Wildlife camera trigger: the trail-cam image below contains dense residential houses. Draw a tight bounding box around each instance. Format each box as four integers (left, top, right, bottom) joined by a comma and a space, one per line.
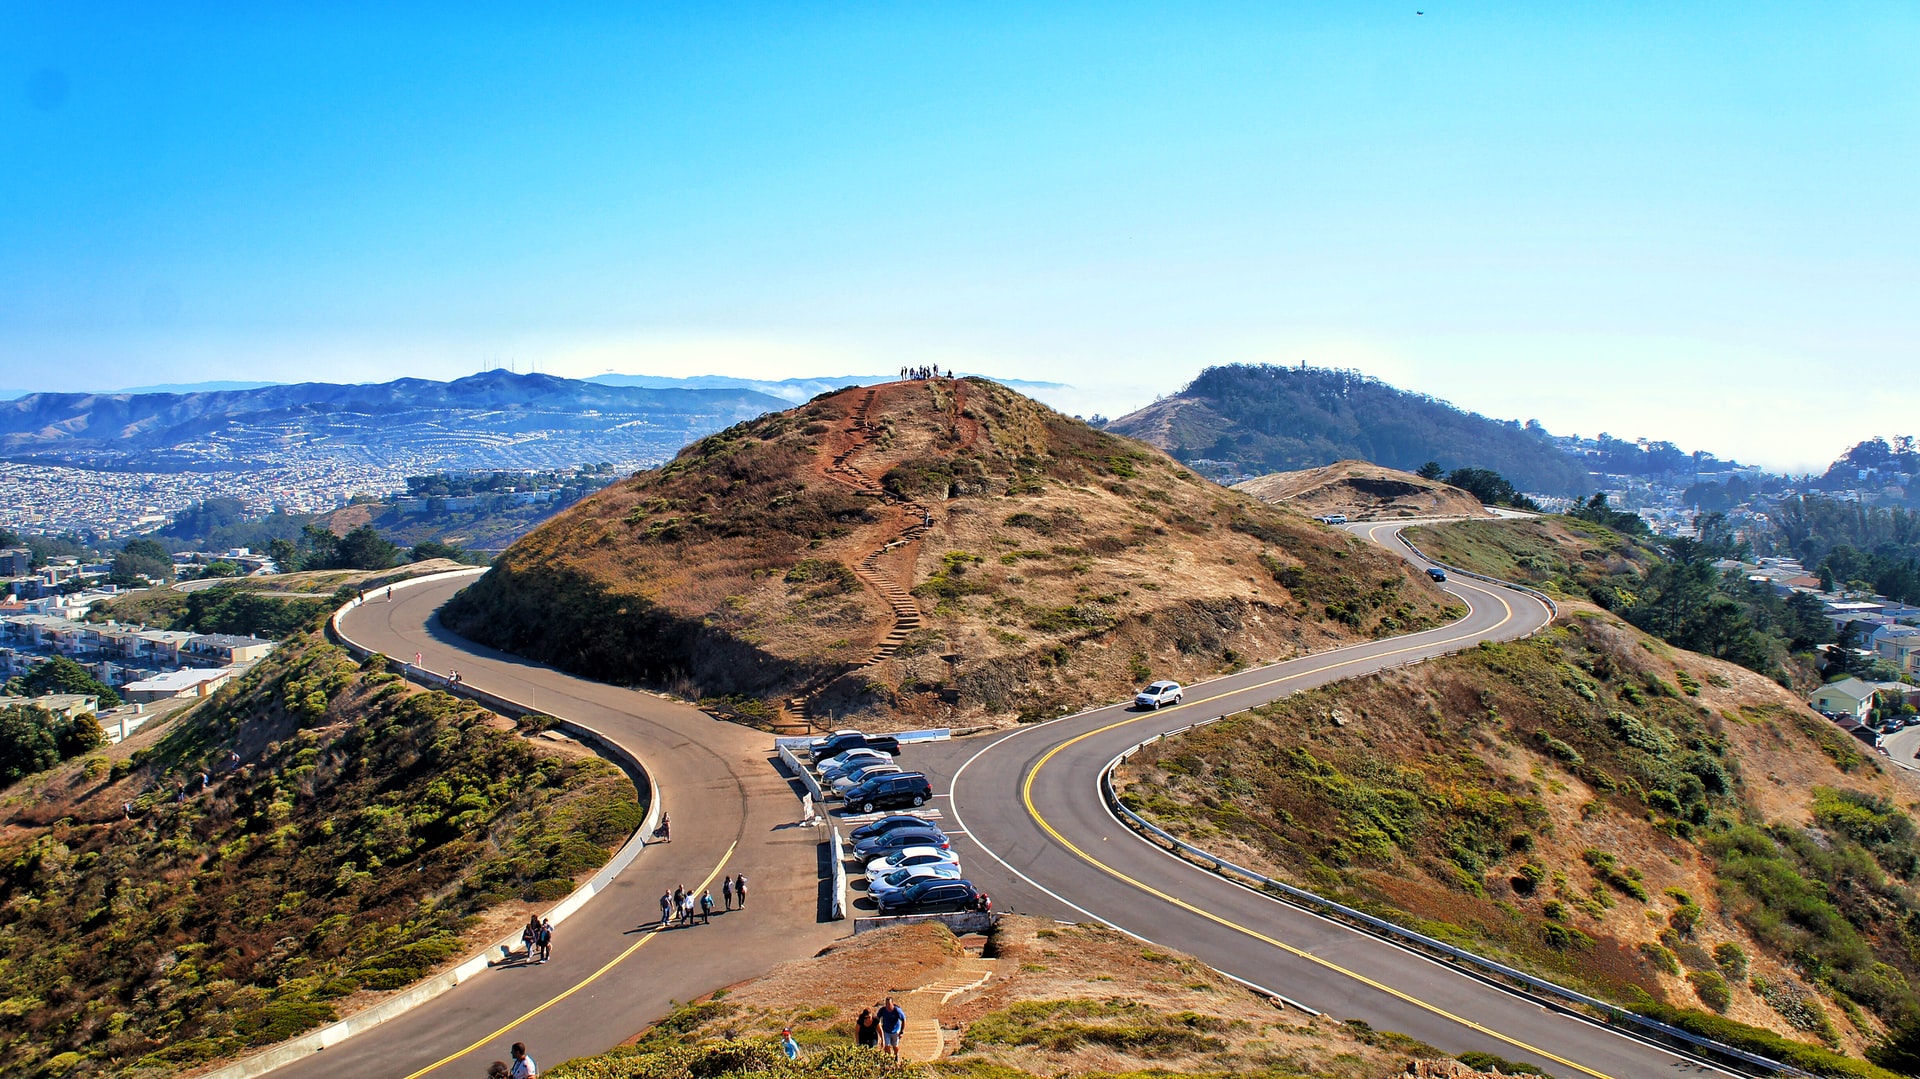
0, 610, 273, 699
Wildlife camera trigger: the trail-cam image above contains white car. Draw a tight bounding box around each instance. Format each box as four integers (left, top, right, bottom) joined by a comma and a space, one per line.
1134, 680, 1183, 709
866, 845, 961, 882
818, 748, 888, 774
868, 863, 964, 900
832, 762, 901, 794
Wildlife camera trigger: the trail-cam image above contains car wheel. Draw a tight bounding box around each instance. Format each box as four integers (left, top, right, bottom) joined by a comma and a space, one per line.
912, 795, 925, 806
862, 801, 875, 814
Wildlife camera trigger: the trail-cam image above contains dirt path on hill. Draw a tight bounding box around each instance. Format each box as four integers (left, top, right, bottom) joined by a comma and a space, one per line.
780, 382, 938, 729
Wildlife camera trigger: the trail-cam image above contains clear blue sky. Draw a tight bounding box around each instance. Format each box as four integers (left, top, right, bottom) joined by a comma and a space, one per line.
3, 3, 1915, 470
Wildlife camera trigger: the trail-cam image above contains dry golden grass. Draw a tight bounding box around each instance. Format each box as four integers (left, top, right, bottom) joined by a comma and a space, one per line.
1235, 460, 1489, 520
447, 379, 1456, 727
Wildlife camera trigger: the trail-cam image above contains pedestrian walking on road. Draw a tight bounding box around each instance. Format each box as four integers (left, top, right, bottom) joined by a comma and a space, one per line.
699, 890, 714, 923
520, 915, 540, 959
535, 918, 552, 962
655, 813, 670, 842
877, 997, 906, 1061
734, 873, 748, 908
658, 891, 672, 927
509, 1041, 537, 1079
722, 875, 734, 910
855, 1008, 879, 1048
682, 891, 697, 925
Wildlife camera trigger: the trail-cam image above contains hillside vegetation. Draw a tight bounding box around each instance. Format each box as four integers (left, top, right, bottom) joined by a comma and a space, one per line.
446, 378, 1455, 726
0, 631, 642, 1077
549, 917, 1540, 1079
1107, 364, 1590, 495
1117, 609, 1920, 1076
1235, 460, 1491, 519
1408, 516, 1830, 686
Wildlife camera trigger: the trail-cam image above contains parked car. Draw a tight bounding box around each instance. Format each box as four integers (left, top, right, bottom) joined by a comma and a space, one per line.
1426, 567, 1448, 582
817, 747, 889, 774
849, 814, 941, 844
869, 863, 964, 901
831, 762, 902, 795
852, 826, 950, 860
821, 753, 891, 783
875, 877, 983, 915
1134, 680, 1183, 710
866, 845, 961, 881
843, 772, 934, 814
809, 730, 902, 761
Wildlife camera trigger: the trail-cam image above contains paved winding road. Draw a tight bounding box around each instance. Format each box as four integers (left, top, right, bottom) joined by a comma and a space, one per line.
269, 520, 1729, 1079
909, 522, 1729, 1079
267, 577, 841, 1079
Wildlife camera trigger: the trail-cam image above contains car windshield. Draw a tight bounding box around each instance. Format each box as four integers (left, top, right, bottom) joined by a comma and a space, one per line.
884, 867, 915, 885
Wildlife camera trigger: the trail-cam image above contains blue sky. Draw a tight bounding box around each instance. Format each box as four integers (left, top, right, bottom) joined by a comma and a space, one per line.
2, 3, 1915, 470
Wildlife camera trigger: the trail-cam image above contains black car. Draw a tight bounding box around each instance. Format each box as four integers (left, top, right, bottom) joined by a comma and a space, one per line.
842, 772, 932, 814
875, 877, 982, 915
809, 731, 902, 762
849, 814, 942, 844
851, 827, 950, 860
1426, 567, 1447, 581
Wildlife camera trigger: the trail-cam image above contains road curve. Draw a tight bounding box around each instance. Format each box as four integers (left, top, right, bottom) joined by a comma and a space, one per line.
938, 522, 1727, 1079
263, 577, 840, 1079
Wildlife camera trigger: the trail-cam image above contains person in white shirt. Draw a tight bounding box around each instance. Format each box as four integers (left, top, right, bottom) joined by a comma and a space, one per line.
509, 1041, 536, 1079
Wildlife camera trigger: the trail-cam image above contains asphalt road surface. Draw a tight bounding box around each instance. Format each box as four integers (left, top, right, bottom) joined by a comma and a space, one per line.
270, 576, 842, 1079
899, 523, 1731, 1079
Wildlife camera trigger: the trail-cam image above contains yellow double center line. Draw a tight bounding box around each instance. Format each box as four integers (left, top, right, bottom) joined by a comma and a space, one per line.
1018, 584, 1615, 1079
400, 842, 738, 1079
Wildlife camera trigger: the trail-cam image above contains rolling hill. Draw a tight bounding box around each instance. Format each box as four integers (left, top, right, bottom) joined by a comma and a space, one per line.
1235, 460, 1492, 519
443, 377, 1457, 727
1108, 364, 1593, 496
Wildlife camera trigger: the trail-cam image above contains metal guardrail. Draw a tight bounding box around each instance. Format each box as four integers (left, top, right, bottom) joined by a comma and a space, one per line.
1101, 735, 1810, 1079
829, 825, 848, 921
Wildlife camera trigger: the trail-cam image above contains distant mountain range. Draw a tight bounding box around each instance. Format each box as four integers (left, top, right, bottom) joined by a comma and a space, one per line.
1109, 364, 1595, 496
586, 371, 1067, 403
0, 370, 786, 471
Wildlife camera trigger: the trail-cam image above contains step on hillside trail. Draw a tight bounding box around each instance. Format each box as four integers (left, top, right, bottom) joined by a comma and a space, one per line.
776, 383, 934, 733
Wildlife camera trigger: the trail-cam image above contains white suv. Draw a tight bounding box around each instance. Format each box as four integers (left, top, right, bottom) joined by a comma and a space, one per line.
1134, 680, 1183, 709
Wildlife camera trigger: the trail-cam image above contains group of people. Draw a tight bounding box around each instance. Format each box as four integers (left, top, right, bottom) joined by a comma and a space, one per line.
854, 997, 909, 1060
658, 874, 746, 928
519, 915, 553, 963
899, 364, 945, 380
780, 997, 906, 1065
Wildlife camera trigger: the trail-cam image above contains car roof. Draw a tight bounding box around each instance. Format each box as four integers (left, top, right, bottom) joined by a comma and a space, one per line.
1146, 680, 1179, 690
886, 845, 951, 859
867, 829, 943, 843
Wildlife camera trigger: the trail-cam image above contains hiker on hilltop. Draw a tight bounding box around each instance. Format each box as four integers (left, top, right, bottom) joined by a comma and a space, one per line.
876, 996, 906, 1060
855, 1008, 880, 1048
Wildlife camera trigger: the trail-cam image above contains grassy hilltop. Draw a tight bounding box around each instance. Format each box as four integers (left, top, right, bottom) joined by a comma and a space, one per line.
445, 377, 1456, 726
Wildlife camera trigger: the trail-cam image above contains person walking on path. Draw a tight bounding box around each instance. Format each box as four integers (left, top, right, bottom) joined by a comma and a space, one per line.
655, 813, 670, 842
734, 873, 748, 908
855, 1008, 880, 1048
876, 997, 906, 1061
722, 875, 734, 910
659, 890, 673, 927
520, 915, 540, 959
780, 1029, 801, 1061
508, 1041, 537, 1079
535, 918, 552, 963
699, 890, 714, 924
682, 891, 697, 925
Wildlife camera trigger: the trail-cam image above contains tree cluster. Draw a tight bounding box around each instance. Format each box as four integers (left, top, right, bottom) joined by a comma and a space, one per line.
4, 655, 122, 708
0, 704, 105, 786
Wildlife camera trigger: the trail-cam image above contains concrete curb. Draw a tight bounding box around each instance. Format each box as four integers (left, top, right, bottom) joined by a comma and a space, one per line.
197, 569, 661, 1079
